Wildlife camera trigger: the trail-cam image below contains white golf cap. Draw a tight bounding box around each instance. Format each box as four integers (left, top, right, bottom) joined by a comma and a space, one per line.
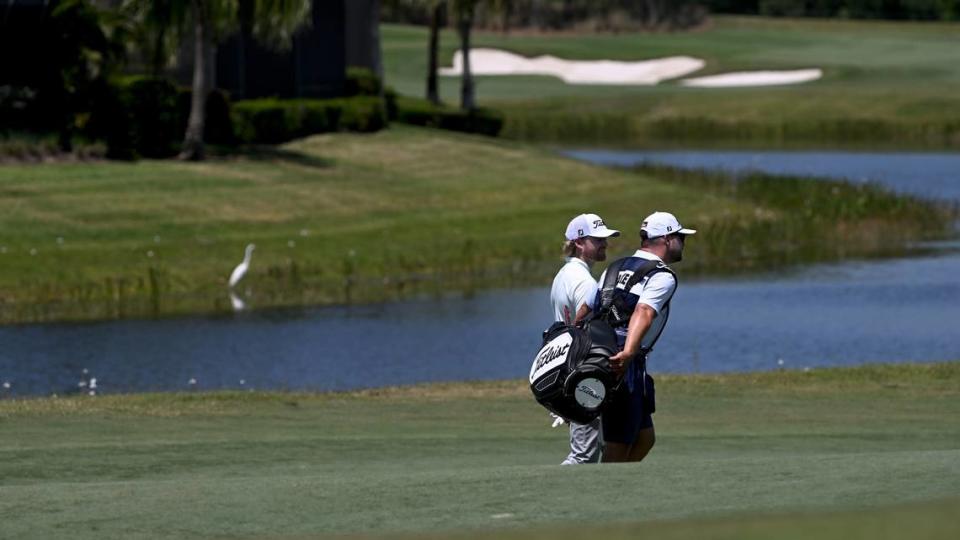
565, 213, 620, 241
640, 211, 697, 238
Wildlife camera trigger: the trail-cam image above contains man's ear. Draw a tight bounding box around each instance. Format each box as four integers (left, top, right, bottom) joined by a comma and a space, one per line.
573, 238, 586, 253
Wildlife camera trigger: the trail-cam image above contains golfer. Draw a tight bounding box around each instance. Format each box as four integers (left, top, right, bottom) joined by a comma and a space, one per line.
550, 213, 620, 465
597, 211, 695, 463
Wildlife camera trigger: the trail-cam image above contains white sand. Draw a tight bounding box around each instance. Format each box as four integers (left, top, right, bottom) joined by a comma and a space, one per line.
680, 69, 823, 87
439, 48, 823, 88
439, 48, 705, 85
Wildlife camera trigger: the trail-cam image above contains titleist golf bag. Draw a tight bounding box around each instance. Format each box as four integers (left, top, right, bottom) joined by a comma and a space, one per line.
529, 318, 619, 424
530, 257, 670, 424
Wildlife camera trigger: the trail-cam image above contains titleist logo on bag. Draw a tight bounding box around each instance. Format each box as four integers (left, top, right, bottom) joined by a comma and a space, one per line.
530, 332, 573, 384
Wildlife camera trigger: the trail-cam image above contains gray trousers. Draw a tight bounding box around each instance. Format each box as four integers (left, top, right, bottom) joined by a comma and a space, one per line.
561, 417, 602, 464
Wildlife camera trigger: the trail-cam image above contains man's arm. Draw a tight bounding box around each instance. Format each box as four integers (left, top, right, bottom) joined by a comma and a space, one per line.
608, 304, 656, 375
571, 275, 598, 325
573, 303, 591, 324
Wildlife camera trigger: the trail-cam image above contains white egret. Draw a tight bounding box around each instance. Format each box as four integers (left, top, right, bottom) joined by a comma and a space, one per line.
228, 244, 256, 288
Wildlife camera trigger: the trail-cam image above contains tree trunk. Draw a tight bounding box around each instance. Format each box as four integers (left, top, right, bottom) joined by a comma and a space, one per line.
643, 0, 662, 28
530, 0, 543, 29
458, 5, 475, 112
180, 0, 208, 161
370, 0, 384, 98
150, 26, 167, 78
426, 2, 442, 105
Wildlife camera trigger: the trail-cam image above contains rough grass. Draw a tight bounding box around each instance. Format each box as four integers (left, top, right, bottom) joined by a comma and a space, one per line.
383, 16, 960, 147
0, 126, 951, 323
1, 362, 957, 539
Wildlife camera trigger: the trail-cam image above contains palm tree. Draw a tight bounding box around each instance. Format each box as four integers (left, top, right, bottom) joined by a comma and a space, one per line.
451, 0, 509, 111
393, 0, 507, 109
426, 0, 444, 105
388, 0, 444, 104
451, 0, 479, 111
125, 0, 312, 161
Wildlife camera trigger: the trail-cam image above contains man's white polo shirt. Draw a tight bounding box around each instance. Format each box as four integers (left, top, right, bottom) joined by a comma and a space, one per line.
550, 257, 598, 324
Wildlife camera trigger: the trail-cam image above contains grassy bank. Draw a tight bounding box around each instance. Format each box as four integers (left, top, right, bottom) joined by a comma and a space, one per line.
1, 362, 958, 538
0, 126, 952, 323
383, 17, 960, 148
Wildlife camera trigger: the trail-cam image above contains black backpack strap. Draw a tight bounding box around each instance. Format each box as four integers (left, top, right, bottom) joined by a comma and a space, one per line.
595, 257, 627, 315
606, 259, 661, 327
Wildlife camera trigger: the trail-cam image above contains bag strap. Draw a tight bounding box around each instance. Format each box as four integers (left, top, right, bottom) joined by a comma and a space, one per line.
594, 257, 628, 315
588, 257, 673, 328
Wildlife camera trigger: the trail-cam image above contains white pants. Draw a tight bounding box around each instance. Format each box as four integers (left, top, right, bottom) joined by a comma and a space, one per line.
561, 417, 602, 465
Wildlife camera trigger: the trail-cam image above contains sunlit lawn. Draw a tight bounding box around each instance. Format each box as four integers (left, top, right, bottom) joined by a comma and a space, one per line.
383, 16, 960, 146
1, 363, 958, 539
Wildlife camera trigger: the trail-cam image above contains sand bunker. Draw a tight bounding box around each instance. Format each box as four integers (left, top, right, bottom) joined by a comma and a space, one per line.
440, 48, 823, 88
439, 48, 705, 85
680, 69, 823, 87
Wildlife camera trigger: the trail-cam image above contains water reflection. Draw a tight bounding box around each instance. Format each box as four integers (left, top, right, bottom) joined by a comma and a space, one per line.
2, 251, 958, 397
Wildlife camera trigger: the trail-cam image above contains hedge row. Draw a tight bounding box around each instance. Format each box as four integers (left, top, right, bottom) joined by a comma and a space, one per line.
394, 97, 504, 137
85, 71, 504, 157
87, 77, 232, 160
232, 97, 388, 144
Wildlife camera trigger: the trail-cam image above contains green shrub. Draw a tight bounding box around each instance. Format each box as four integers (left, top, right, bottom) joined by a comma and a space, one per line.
344, 66, 382, 97
339, 97, 388, 132
232, 96, 387, 144
384, 87, 399, 121
127, 77, 182, 158
87, 78, 137, 160
343, 66, 394, 126
88, 77, 234, 159
395, 97, 504, 137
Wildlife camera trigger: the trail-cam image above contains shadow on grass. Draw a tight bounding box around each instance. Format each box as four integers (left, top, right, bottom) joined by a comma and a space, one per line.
211, 145, 334, 169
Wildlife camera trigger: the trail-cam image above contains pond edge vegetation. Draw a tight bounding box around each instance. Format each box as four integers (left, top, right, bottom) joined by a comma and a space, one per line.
0, 133, 954, 325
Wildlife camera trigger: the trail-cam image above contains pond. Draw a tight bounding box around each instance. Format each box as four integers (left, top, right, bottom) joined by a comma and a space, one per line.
562, 149, 960, 202
2, 248, 957, 397
3, 150, 957, 398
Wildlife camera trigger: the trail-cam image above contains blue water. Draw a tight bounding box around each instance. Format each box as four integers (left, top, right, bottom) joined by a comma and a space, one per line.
563, 149, 960, 201
2, 251, 958, 397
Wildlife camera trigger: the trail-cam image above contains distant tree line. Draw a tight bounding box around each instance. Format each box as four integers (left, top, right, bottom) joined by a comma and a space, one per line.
385, 0, 959, 26
1, 0, 314, 160
703, 0, 959, 20
383, 0, 708, 31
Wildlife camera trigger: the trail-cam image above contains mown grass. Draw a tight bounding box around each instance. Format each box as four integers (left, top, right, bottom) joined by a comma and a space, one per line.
1, 362, 957, 539
383, 17, 960, 147
0, 126, 952, 323
380, 497, 960, 540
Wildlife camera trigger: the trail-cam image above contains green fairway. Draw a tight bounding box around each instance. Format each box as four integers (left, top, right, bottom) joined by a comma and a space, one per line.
383, 17, 960, 146
1, 363, 958, 539
0, 126, 949, 323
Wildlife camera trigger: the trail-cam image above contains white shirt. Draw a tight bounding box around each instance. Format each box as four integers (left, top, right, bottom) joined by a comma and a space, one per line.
597, 250, 677, 350
550, 258, 598, 324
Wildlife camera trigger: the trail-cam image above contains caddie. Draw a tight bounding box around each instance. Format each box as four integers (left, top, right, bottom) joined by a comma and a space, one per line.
549, 212, 620, 465
597, 211, 696, 463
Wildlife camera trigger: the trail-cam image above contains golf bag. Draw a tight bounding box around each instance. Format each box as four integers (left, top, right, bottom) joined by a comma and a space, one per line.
529, 318, 619, 424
